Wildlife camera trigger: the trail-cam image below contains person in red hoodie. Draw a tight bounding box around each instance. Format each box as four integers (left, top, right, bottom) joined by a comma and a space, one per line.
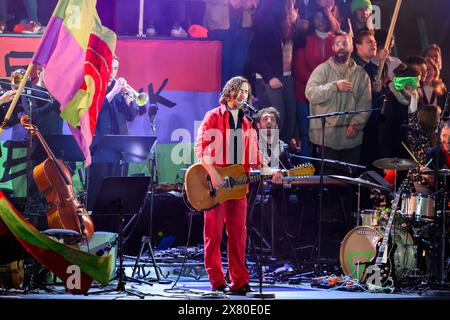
293, 7, 334, 158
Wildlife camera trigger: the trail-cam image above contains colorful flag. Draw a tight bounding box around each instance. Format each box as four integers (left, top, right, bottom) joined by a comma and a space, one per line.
32, 0, 116, 165
0, 192, 111, 294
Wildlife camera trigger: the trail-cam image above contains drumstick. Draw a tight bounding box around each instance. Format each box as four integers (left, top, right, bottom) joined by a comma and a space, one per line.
401, 141, 422, 166
424, 158, 432, 168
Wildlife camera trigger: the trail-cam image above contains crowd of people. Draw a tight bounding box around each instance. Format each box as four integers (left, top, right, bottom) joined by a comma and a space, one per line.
241, 0, 447, 178
0, 0, 42, 34
193, 0, 448, 294
137, 0, 447, 178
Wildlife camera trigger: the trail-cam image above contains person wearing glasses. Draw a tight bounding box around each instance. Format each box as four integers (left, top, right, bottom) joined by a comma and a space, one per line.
306, 31, 372, 175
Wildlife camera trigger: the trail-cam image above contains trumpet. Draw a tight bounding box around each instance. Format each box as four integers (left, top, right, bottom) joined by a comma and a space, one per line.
0, 73, 53, 103
114, 78, 149, 106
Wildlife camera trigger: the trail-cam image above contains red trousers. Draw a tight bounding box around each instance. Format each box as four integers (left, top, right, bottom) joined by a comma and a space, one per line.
203, 197, 249, 290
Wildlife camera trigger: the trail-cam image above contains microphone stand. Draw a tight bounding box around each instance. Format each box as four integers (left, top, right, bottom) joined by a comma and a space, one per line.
430, 92, 450, 291
241, 101, 275, 298
291, 155, 366, 171
307, 108, 377, 274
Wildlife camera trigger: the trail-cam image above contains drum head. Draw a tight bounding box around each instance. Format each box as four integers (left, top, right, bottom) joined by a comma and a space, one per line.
393, 229, 416, 279
382, 214, 417, 280
340, 226, 382, 281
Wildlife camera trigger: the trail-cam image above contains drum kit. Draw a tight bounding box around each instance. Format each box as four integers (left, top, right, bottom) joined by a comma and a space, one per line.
338, 157, 448, 287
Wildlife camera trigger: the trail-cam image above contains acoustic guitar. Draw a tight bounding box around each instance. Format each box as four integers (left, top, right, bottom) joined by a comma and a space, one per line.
184, 163, 315, 211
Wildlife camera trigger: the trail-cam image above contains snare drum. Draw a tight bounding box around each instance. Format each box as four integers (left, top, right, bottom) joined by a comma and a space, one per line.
360, 209, 379, 227
414, 195, 435, 222
401, 193, 417, 219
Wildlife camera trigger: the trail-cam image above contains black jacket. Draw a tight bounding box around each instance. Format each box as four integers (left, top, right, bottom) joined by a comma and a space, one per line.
24, 84, 63, 135
246, 1, 285, 83
92, 80, 137, 147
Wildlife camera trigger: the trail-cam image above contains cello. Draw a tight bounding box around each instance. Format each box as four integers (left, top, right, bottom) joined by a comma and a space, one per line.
20, 115, 94, 239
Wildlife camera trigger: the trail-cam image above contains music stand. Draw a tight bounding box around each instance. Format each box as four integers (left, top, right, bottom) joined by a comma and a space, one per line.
91, 135, 157, 175
89, 134, 156, 211
89, 176, 151, 298
31, 134, 86, 162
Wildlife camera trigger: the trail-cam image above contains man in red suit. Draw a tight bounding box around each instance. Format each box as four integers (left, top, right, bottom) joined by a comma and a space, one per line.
194, 76, 260, 295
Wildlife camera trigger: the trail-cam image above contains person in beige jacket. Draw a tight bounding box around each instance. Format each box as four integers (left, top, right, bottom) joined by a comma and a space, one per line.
306, 31, 371, 174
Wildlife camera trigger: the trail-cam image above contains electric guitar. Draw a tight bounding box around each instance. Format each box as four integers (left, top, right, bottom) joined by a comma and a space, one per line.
363, 179, 409, 287
184, 163, 315, 211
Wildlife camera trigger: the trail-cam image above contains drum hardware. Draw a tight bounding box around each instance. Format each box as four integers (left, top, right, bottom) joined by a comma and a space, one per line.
360, 209, 380, 227
419, 169, 450, 176
329, 174, 393, 227
400, 193, 436, 222
373, 158, 419, 191
373, 158, 419, 171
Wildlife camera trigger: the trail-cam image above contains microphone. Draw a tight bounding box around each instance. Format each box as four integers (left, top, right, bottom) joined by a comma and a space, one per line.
240, 100, 258, 114
95, 239, 117, 256
377, 94, 388, 123
443, 92, 450, 119
435, 92, 450, 134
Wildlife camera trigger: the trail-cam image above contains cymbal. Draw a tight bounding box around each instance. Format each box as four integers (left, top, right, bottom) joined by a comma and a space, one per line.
328, 175, 393, 192
373, 158, 419, 171
420, 169, 450, 176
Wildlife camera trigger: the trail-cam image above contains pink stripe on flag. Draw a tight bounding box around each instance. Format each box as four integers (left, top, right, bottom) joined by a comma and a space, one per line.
69, 113, 93, 165
43, 26, 86, 107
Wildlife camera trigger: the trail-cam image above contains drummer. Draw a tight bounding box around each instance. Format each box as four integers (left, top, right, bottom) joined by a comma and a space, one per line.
422, 120, 450, 186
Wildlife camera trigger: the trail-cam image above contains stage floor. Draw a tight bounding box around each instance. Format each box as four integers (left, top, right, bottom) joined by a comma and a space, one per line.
0, 267, 447, 301
2, 268, 449, 318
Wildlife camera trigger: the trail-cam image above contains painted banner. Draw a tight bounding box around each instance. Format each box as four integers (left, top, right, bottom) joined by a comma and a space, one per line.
0, 36, 221, 192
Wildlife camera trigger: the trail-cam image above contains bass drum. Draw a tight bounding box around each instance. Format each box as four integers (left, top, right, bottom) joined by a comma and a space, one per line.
0, 260, 24, 290
380, 215, 417, 280
340, 226, 382, 281
340, 224, 416, 281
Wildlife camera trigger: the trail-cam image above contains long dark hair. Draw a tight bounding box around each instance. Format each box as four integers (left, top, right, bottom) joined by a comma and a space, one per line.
307, 7, 332, 35
253, 0, 296, 42
219, 76, 253, 105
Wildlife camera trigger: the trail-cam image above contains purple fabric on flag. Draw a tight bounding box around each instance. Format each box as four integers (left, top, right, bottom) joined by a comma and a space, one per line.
41, 28, 86, 107
32, 16, 63, 66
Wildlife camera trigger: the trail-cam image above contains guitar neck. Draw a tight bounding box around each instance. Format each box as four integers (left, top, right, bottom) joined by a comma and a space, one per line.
221, 164, 314, 187
376, 191, 401, 263
233, 170, 290, 186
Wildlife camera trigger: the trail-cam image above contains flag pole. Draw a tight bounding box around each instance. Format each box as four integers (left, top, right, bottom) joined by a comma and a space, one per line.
0, 62, 35, 137
375, 0, 402, 82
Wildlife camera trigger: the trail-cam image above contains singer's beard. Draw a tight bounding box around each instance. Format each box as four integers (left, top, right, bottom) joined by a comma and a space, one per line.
233, 99, 244, 110
334, 51, 350, 64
